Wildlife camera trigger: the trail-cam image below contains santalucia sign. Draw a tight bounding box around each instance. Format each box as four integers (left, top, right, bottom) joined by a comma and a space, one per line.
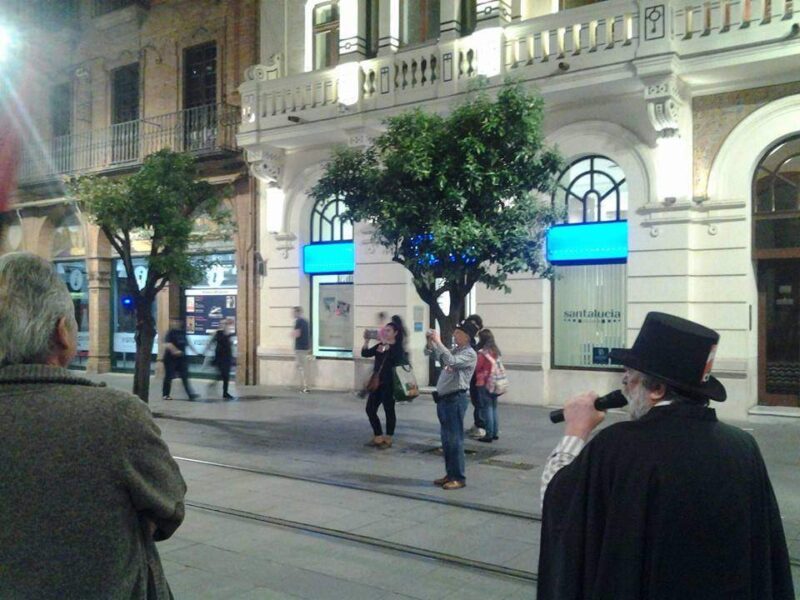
563, 310, 622, 323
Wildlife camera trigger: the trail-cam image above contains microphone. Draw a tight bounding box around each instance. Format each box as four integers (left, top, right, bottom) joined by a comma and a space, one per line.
549, 390, 628, 424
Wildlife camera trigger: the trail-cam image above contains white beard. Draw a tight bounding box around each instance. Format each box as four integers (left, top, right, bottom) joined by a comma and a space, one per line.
625, 383, 652, 421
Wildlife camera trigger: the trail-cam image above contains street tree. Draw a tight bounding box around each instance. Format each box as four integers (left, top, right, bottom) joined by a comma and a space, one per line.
70, 149, 232, 402
311, 81, 563, 344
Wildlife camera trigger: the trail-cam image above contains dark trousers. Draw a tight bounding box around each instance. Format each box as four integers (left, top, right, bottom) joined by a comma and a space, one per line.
215, 359, 232, 396
162, 358, 195, 398
470, 380, 485, 429
365, 385, 396, 436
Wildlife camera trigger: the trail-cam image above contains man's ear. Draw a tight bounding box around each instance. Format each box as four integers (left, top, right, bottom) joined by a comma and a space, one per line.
55, 317, 72, 350
650, 383, 667, 402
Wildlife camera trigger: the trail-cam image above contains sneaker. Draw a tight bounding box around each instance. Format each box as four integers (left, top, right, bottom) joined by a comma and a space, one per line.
162, 396, 172, 401
223, 393, 235, 400
492, 436, 499, 441
189, 394, 199, 401
477, 436, 493, 443
466, 426, 480, 436
469, 428, 487, 439
442, 480, 466, 490
301, 388, 310, 394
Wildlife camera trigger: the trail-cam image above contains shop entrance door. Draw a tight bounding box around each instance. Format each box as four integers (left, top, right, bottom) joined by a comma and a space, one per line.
758, 261, 800, 406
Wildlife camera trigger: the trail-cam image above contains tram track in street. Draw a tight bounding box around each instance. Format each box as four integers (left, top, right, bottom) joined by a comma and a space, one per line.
185, 499, 538, 583
177, 456, 800, 573
174, 455, 539, 522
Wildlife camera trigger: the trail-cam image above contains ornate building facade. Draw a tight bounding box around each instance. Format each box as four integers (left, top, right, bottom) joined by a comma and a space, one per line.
238, 0, 800, 418
0, 0, 260, 384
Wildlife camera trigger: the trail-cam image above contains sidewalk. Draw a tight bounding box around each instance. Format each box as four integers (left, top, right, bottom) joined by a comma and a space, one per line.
86, 371, 800, 561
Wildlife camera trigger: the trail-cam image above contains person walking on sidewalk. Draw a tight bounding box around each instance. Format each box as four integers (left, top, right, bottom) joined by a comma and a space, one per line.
292, 306, 311, 393
538, 312, 794, 599
474, 329, 501, 443
464, 313, 487, 439
0, 252, 186, 599
361, 316, 407, 449
207, 317, 236, 400
162, 317, 199, 400
426, 320, 478, 490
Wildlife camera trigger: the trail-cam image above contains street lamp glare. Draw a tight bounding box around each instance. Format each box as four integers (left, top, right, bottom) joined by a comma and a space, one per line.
0, 26, 15, 63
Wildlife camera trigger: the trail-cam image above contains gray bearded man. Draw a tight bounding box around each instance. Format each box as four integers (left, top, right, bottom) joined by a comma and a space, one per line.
538, 312, 794, 599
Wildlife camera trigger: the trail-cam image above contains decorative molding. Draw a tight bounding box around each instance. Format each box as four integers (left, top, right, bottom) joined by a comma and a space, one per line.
636, 199, 746, 214
643, 5, 666, 40
247, 148, 285, 186
644, 75, 685, 137
274, 232, 297, 259
346, 128, 373, 148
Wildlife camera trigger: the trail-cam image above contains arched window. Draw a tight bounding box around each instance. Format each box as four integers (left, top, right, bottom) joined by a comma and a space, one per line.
307, 196, 354, 358
550, 155, 628, 370
310, 197, 353, 243
552, 155, 627, 223
753, 135, 800, 252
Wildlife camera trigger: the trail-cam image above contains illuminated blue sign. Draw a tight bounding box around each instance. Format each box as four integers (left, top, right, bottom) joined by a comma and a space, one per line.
546, 221, 628, 265
303, 242, 355, 274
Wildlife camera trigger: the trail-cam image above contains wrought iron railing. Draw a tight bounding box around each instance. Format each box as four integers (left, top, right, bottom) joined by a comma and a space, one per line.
18, 103, 240, 185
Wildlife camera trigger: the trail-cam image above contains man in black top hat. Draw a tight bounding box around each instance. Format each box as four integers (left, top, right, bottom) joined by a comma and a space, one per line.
538, 312, 794, 600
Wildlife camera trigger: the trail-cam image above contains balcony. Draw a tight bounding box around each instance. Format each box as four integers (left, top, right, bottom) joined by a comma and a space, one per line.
238, 0, 798, 146
18, 103, 241, 186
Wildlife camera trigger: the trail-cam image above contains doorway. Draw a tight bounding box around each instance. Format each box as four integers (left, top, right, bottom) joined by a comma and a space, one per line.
753, 134, 800, 406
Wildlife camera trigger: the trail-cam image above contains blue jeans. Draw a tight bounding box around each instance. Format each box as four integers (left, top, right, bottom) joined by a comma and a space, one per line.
477, 387, 498, 438
436, 391, 469, 482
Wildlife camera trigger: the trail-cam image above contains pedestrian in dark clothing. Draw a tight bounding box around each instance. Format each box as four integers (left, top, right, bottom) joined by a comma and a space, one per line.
0, 252, 185, 599
208, 317, 235, 400
538, 312, 794, 600
162, 318, 199, 400
361, 315, 407, 449
464, 313, 486, 438
292, 306, 311, 393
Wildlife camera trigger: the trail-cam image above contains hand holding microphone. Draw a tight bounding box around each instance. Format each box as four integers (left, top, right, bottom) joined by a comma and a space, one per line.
549, 390, 628, 425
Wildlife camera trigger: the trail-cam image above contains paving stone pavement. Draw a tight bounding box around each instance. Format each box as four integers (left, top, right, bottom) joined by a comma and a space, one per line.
84, 372, 800, 598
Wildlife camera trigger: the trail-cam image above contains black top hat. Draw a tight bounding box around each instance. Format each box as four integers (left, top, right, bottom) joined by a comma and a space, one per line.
609, 312, 727, 402
455, 320, 480, 341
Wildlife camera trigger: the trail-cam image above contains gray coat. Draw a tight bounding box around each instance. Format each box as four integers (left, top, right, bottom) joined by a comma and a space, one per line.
0, 365, 186, 599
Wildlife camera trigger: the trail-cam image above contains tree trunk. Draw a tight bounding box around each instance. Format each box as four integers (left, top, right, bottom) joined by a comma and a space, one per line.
426, 291, 466, 385
132, 300, 156, 403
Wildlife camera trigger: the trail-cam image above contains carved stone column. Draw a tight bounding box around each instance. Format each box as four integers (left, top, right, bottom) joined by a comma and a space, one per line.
476, 0, 512, 30
85, 257, 112, 374
339, 0, 371, 62
378, 0, 399, 55
440, 0, 463, 41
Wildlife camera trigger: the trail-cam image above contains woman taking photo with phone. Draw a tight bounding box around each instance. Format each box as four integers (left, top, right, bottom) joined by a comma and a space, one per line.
361, 315, 407, 449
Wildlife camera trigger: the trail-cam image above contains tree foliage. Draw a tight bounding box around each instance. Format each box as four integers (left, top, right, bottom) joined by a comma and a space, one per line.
70, 149, 232, 401
311, 80, 563, 336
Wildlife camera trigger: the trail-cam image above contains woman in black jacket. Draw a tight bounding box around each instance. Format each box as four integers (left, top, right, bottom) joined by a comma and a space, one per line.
361, 315, 407, 449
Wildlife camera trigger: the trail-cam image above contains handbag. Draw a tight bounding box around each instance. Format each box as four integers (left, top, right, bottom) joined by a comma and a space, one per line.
393, 363, 419, 401
366, 350, 388, 392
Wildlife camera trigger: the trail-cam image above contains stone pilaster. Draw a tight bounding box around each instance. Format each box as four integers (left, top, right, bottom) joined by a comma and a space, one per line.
440, 0, 463, 41
339, 0, 371, 62
475, 0, 512, 30
85, 257, 112, 374
378, 0, 399, 55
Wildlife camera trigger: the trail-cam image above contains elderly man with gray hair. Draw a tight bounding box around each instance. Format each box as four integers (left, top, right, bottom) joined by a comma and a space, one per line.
0, 252, 186, 599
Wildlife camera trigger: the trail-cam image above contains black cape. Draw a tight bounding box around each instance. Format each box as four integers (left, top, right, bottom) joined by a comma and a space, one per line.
538, 403, 794, 600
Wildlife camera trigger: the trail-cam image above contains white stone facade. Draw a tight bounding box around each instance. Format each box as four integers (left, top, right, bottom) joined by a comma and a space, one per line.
240, 0, 800, 419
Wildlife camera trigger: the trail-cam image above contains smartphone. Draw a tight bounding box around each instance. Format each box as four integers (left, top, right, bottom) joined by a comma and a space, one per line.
365, 328, 380, 340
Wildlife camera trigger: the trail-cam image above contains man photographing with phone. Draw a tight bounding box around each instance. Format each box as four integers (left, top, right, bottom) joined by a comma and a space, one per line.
538, 312, 794, 599
425, 321, 478, 490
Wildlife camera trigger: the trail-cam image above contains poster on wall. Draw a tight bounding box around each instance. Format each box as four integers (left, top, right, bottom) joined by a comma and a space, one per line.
553, 263, 627, 369
318, 282, 353, 350
184, 287, 237, 354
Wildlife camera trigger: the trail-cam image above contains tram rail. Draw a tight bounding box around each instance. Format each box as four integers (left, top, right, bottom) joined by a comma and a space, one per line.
185, 499, 537, 583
